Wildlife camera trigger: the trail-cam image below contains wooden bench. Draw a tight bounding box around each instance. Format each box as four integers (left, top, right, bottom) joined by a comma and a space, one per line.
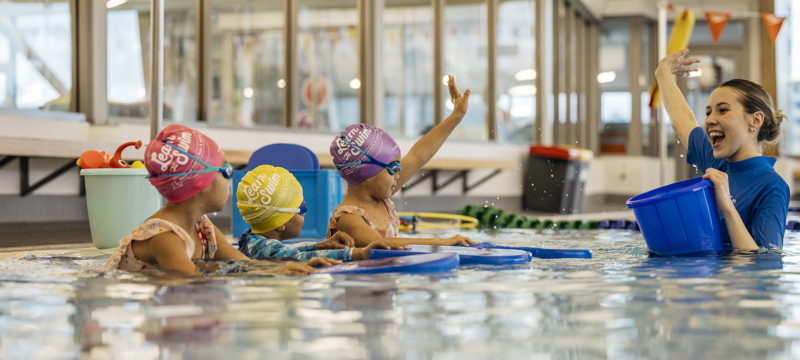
1, 137, 519, 196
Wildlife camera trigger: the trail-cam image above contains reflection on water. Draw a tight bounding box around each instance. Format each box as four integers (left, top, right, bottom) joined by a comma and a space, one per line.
2, 229, 800, 359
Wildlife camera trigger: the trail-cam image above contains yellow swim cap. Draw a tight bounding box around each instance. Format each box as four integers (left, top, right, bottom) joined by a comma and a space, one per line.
236, 165, 304, 233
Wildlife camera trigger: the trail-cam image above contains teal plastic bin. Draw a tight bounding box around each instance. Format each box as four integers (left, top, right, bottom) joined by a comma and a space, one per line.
232, 169, 343, 240
81, 168, 162, 249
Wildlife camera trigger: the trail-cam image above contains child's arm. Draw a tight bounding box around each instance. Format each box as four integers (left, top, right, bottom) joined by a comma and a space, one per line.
148, 233, 202, 275
655, 49, 701, 146
336, 213, 475, 247
212, 226, 251, 260
395, 76, 471, 194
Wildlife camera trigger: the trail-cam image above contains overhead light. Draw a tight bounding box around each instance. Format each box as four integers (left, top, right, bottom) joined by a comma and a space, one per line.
349, 78, 361, 89
106, 0, 128, 9
277, 79, 286, 88
597, 71, 616, 83
243, 87, 254, 98
689, 68, 703, 77
510, 106, 532, 117
514, 69, 537, 81
508, 85, 537, 96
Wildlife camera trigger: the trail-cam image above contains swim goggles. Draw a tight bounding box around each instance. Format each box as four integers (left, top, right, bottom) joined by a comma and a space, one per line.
237, 201, 308, 220
333, 135, 402, 175
149, 140, 233, 179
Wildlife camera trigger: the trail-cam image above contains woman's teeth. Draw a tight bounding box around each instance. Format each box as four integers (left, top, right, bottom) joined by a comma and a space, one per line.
709, 131, 725, 146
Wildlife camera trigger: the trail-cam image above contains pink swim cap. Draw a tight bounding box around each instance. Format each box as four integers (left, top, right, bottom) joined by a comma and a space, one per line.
330, 124, 400, 187
145, 124, 225, 204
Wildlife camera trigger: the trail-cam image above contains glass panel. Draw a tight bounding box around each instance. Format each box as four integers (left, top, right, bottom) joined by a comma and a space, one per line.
443, 0, 488, 140
296, 0, 359, 132
496, 0, 535, 143
383, 0, 434, 138
598, 19, 629, 92
107, 0, 197, 121
0, 1, 72, 111
209, 1, 285, 127
775, 0, 798, 155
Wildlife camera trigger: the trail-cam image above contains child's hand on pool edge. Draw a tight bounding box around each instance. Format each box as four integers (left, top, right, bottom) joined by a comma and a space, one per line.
251, 262, 319, 275
353, 240, 410, 261
307, 257, 342, 267
317, 232, 356, 250
432, 235, 475, 247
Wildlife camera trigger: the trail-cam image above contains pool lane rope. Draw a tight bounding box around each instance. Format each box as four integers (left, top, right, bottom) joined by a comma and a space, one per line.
456, 205, 641, 231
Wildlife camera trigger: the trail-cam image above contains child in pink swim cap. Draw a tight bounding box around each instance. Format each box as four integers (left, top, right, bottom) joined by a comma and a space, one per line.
102, 124, 333, 276
328, 76, 476, 248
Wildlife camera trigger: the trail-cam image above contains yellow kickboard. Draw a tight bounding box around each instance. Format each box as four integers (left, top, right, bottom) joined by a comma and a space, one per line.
649, 9, 695, 108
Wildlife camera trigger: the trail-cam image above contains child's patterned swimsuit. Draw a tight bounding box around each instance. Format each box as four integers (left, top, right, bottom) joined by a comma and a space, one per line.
102, 215, 218, 271
326, 198, 400, 238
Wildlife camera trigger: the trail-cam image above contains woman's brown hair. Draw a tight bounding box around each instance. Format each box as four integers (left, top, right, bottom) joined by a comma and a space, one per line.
717, 79, 789, 143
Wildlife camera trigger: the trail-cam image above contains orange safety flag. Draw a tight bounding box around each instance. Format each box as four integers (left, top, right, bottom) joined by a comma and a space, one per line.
762, 13, 786, 45
705, 11, 731, 45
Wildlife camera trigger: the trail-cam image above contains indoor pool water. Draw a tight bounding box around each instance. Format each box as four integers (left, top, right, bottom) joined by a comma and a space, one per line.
3, 228, 800, 360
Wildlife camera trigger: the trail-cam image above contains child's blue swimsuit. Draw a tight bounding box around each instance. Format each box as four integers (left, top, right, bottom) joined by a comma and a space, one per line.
238, 230, 354, 261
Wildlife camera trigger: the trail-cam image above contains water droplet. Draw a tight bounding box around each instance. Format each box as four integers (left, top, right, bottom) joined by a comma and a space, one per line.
213, 212, 218, 216
680, 154, 684, 157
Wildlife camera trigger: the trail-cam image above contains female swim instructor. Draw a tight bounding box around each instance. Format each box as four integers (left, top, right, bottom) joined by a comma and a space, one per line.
656, 49, 790, 250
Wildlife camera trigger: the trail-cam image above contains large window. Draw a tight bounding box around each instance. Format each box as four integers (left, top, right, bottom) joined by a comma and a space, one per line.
0, 1, 72, 111
776, 0, 799, 155
383, 0, 434, 138
106, 0, 197, 121
443, 0, 488, 140
496, 0, 536, 143
295, 0, 359, 132
208, 1, 285, 127
598, 19, 631, 153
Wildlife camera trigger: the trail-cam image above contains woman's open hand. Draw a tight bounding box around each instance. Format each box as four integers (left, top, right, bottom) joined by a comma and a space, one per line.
657, 49, 700, 77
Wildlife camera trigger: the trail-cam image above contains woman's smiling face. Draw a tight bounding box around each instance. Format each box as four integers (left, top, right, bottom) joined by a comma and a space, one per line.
704, 87, 756, 160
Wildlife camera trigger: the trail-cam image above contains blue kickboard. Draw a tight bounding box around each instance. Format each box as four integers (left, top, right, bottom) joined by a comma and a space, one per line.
472, 242, 592, 259
369, 245, 532, 265
315, 253, 460, 274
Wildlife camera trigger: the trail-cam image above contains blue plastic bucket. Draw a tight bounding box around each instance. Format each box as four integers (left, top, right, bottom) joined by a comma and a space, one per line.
626, 177, 723, 256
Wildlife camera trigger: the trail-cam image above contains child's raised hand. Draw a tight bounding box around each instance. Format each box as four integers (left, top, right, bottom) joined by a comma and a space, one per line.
353, 240, 410, 261
447, 75, 471, 119
434, 234, 475, 247
317, 232, 356, 250
307, 257, 342, 267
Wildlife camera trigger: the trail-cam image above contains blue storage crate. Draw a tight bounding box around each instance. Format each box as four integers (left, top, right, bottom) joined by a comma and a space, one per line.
232, 169, 344, 241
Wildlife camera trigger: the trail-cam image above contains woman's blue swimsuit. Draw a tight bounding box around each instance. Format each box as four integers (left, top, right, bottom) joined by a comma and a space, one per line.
687, 127, 789, 249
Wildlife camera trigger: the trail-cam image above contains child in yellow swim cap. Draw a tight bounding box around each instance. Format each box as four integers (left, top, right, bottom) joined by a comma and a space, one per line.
237, 165, 408, 261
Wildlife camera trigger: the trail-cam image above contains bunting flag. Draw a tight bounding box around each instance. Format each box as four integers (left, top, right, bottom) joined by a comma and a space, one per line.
762, 13, 786, 45
704, 11, 731, 45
